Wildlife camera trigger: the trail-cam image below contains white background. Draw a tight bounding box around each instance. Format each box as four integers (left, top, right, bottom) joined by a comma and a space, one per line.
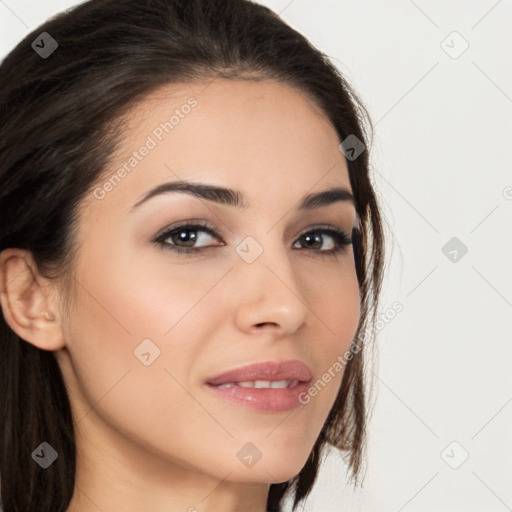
1, 1, 511, 511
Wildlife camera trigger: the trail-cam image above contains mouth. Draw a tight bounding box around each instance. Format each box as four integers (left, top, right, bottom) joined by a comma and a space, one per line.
203, 360, 313, 413
205, 359, 313, 386
212, 379, 301, 389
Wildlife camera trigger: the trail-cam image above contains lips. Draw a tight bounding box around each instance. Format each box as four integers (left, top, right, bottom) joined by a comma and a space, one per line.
203, 360, 313, 413
205, 360, 313, 386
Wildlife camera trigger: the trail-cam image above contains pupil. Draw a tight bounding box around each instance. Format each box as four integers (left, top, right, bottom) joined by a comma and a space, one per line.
304, 233, 321, 249
175, 229, 196, 247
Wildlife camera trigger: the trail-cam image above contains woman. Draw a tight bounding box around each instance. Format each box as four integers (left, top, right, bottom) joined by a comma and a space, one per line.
0, 0, 385, 510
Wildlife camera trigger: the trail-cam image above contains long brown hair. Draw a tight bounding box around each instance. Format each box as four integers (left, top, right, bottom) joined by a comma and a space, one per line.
0, 1, 385, 510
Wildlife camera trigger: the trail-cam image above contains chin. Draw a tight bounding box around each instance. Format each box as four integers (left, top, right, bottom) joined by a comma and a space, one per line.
224, 453, 310, 484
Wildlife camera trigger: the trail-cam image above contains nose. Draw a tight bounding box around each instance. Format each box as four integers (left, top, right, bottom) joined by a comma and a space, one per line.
232, 241, 310, 336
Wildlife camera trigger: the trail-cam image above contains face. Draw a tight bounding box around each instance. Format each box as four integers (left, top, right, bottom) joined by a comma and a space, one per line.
55, 78, 361, 485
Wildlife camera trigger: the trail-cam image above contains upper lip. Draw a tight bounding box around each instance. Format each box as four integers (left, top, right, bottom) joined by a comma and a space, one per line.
205, 360, 313, 385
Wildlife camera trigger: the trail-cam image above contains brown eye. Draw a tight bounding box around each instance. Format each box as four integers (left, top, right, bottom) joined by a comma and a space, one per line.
154, 221, 223, 254
293, 227, 353, 257
166, 227, 215, 248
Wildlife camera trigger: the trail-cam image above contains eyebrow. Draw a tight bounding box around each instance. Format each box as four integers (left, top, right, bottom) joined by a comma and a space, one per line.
129, 181, 356, 213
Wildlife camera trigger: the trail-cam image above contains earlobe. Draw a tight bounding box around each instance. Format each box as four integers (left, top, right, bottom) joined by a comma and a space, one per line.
0, 248, 65, 351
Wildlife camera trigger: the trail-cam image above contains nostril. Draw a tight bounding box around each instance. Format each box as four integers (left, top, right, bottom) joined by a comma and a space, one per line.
255, 322, 277, 328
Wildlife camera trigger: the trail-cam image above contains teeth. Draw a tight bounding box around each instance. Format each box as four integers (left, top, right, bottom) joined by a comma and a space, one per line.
254, 380, 271, 388
216, 379, 299, 389
239, 381, 258, 388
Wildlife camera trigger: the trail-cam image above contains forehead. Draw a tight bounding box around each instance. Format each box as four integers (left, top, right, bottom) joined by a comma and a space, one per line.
85, 78, 352, 220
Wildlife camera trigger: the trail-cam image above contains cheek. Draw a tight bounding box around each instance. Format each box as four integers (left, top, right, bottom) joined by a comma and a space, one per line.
297, 259, 361, 406
77, 239, 225, 339
62, 261, 221, 457
65, 249, 229, 393
303, 256, 361, 344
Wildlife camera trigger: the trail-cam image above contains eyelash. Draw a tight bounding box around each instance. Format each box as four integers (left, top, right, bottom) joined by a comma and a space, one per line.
153, 220, 354, 259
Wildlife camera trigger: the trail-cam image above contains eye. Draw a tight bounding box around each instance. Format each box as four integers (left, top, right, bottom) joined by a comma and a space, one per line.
293, 226, 353, 258
153, 221, 354, 257
153, 221, 223, 254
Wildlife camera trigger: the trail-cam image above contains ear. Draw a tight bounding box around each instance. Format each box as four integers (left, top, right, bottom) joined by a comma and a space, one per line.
0, 248, 65, 351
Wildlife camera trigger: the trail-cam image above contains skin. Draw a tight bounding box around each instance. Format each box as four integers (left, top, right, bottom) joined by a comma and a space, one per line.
0, 78, 361, 512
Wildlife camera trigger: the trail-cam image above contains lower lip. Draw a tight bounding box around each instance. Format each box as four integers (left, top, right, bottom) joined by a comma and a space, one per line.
204, 381, 310, 413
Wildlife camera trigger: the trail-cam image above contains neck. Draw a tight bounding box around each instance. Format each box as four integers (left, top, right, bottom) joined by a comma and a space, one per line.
66, 411, 271, 512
